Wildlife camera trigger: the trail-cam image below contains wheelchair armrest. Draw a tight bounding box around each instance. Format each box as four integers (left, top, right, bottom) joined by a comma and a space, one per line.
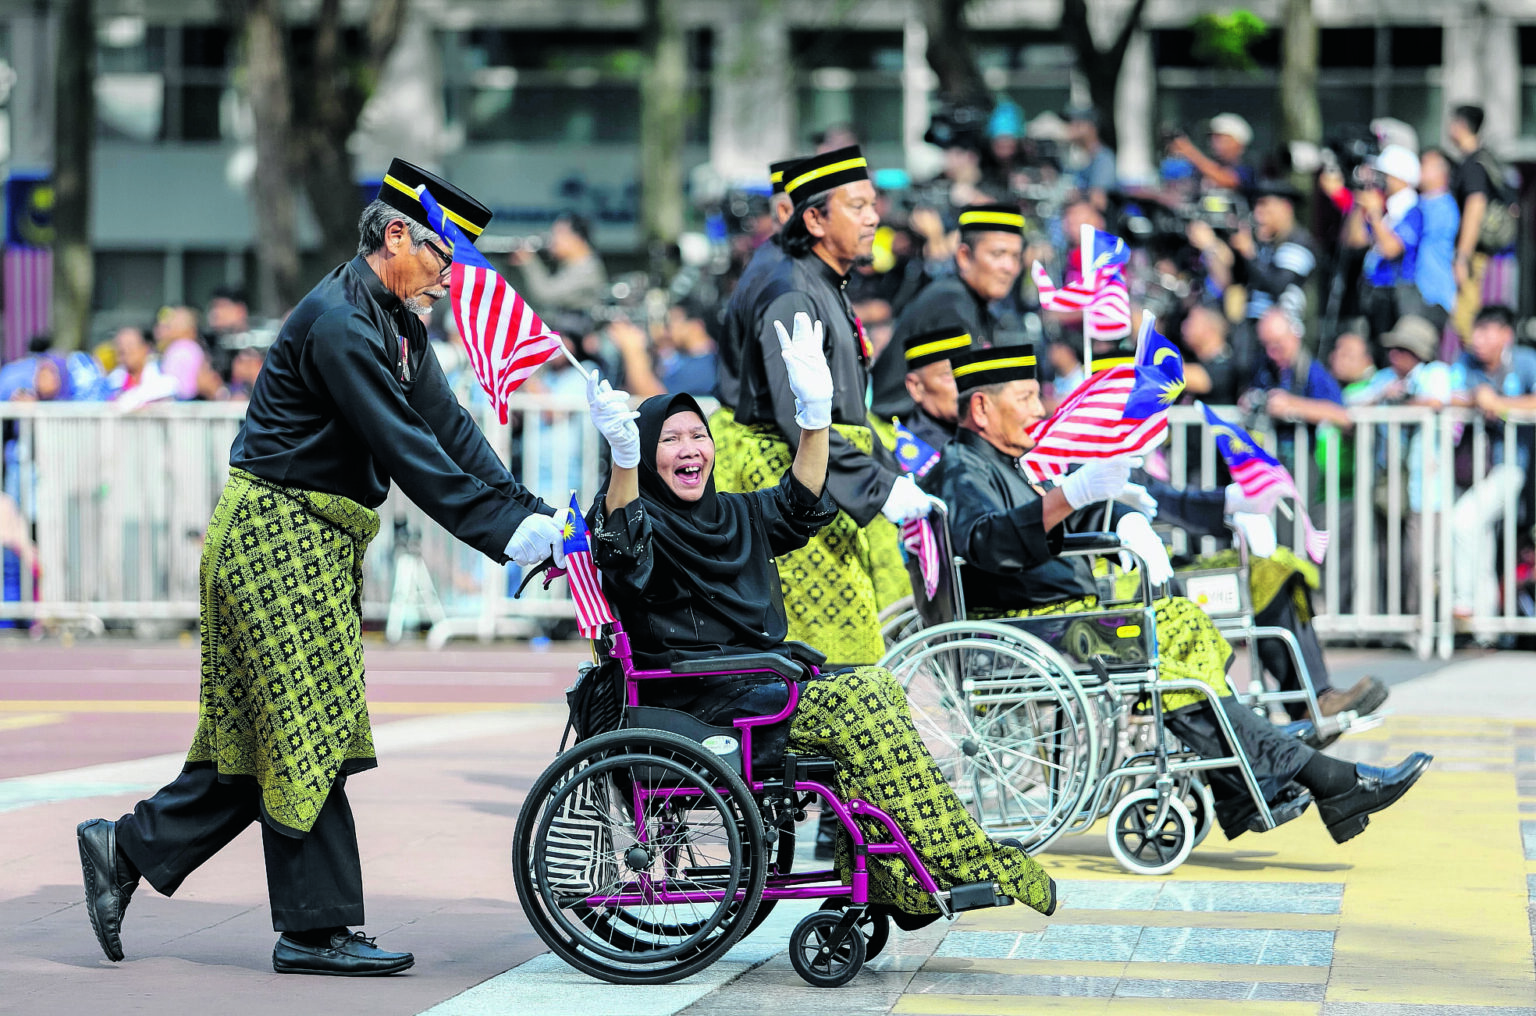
1061, 532, 1124, 554
668, 653, 806, 681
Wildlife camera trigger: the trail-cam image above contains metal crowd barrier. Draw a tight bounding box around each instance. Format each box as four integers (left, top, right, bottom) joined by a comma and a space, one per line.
3, 399, 1532, 657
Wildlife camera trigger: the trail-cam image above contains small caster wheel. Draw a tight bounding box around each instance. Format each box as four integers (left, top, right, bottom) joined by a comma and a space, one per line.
819, 899, 890, 960
789, 909, 865, 987
1107, 787, 1194, 876
1182, 777, 1216, 849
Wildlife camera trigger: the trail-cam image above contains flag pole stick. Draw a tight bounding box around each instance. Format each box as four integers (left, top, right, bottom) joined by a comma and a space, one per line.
555, 336, 593, 380
1080, 223, 1094, 376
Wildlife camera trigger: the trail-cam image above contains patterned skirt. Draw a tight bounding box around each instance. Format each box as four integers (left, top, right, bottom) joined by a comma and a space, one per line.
787, 666, 1056, 916
709, 407, 906, 667
976, 596, 1234, 713
185, 468, 380, 835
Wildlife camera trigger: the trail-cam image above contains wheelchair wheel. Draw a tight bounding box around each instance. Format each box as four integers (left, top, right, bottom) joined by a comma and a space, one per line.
789, 909, 866, 987
818, 898, 890, 960
513, 728, 766, 984
741, 815, 796, 939
882, 622, 1098, 853
879, 596, 922, 649
1107, 788, 1195, 876
1183, 776, 1216, 849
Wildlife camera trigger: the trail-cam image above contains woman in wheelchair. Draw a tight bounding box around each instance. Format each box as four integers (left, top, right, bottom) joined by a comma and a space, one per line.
583, 312, 1057, 921
927, 344, 1431, 844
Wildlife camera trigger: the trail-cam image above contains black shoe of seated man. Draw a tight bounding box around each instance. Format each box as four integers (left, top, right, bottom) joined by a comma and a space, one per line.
77, 818, 139, 962
273, 930, 415, 976
813, 811, 838, 860
1317, 752, 1433, 845
1247, 783, 1312, 833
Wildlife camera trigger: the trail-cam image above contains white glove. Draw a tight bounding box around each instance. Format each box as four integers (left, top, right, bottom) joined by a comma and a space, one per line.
1231, 511, 1278, 558
772, 311, 834, 431
881, 474, 933, 525
1116, 481, 1158, 519
505, 509, 570, 568
1224, 482, 1282, 516
1059, 457, 1134, 510
1115, 512, 1173, 587
585, 371, 641, 469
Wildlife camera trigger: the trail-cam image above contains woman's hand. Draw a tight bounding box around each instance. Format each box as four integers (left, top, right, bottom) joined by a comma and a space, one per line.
773, 311, 834, 431
585, 371, 641, 468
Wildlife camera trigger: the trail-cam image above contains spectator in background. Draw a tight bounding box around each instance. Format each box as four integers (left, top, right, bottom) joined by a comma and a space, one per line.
1346, 315, 1452, 614
153, 306, 207, 400
1180, 304, 1241, 405
1448, 105, 1500, 342
228, 347, 265, 399
1247, 308, 1348, 457
1189, 181, 1316, 376
1168, 112, 1255, 193
1415, 148, 1461, 332
1346, 145, 1424, 337
509, 213, 609, 315
203, 285, 251, 376
1046, 340, 1085, 405
658, 298, 720, 398
854, 297, 895, 361
1449, 305, 1536, 626
108, 325, 177, 409
1063, 106, 1117, 209
983, 99, 1026, 196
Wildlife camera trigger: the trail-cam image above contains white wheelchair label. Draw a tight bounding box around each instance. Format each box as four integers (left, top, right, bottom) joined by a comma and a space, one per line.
1185, 573, 1242, 615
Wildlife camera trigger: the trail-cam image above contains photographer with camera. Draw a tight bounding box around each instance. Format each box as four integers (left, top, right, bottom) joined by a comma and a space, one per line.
1168, 113, 1257, 193
1187, 180, 1317, 376
508, 213, 609, 316
1064, 105, 1118, 211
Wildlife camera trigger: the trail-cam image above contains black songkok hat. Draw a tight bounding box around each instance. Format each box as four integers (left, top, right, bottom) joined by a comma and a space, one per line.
957, 203, 1026, 237
377, 157, 493, 242
903, 325, 971, 372
782, 145, 870, 206
769, 158, 803, 196
951, 344, 1037, 393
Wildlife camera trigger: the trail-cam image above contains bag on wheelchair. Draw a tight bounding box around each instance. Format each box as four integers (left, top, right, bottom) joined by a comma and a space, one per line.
563, 659, 625, 750
543, 769, 619, 898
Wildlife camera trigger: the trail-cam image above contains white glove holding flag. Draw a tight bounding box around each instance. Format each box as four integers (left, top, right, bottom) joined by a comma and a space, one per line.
1231, 512, 1278, 558
1116, 482, 1159, 518
505, 508, 570, 568
1115, 512, 1173, 587
1059, 457, 1134, 510
773, 312, 834, 431
585, 371, 641, 469
1224, 482, 1282, 516
881, 474, 933, 525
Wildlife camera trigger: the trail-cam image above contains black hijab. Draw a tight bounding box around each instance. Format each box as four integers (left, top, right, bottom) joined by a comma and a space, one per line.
603, 393, 785, 651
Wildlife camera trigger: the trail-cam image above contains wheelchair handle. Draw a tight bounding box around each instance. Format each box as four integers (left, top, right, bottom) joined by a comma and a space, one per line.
513, 556, 566, 599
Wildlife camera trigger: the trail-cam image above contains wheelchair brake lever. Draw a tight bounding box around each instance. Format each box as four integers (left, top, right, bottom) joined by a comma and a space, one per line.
513, 556, 567, 599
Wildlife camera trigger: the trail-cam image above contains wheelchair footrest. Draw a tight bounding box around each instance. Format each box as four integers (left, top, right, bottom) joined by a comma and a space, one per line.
944, 881, 1013, 912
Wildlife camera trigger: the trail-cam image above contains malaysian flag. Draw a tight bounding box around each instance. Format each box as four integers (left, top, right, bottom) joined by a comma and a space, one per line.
1019, 317, 1183, 483
893, 418, 941, 478
1032, 227, 1132, 342
1199, 404, 1330, 563
417, 186, 561, 423
902, 513, 941, 601
3, 245, 50, 364
560, 493, 616, 638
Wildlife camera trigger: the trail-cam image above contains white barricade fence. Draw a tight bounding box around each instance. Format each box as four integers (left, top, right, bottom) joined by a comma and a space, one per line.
3, 399, 1529, 657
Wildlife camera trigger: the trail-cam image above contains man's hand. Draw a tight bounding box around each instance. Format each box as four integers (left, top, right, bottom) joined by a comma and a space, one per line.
1059, 457, 1133, 510
1228, 225, 1256, 259
1115, 512, 1173, 587
1355, 188, 1385, 218
1474, 384, 1506, 419
505, 511, 569, 568
1265, 390, 1296, 418
881, 474, 934, 524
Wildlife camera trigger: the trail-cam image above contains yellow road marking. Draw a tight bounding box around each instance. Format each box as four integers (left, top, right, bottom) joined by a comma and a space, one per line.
0, 711, 65, 731
1327, 769, 1535, 1006
921, 958, 1328, 983
0, 700, 538, 715
894, 996, 1319, 1015
957, 908, 1339, 932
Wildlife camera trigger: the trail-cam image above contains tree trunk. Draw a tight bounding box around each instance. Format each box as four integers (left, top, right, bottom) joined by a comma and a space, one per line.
299, 0, 407, 272
51, 0, 93, 352
1279, 0, 1320, 147
639, 0, 686, 275
1059, 0, 1150, 152
921, 0, 989, 108
238, 0, 302, 316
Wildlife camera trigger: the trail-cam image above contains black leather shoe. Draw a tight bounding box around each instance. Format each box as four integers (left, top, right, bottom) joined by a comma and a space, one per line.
77, 818, 137, 962
1317, 752, 1432, 844
273, 931, 414, 976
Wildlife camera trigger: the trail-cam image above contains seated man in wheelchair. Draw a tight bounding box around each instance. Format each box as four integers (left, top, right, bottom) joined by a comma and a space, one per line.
923, 344, 1429, 843
1128, 468, 1388, 727
581, 311, 1058, 922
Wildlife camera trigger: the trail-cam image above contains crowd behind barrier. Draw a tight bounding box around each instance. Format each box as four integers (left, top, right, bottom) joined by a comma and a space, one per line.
7, 398, 1536, 658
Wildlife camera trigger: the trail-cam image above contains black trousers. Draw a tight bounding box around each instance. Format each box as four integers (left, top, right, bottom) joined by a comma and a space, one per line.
1255, 586, 1333, 720
115, 766, 364, 933
1165, 694, 1315, 838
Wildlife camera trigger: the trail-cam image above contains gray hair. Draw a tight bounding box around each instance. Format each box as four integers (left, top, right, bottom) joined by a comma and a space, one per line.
958, 381, 1007, 427
357, 199, 438, 257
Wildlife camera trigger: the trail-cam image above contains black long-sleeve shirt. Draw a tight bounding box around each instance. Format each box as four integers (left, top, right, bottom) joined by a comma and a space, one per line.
725, 252, 898, 526
871, 272, 1011, 419
230, 256, 551, 562
716, 237, 786, 409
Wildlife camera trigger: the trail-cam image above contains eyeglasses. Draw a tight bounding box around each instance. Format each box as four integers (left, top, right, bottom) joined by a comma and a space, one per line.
421, 238, 452, 272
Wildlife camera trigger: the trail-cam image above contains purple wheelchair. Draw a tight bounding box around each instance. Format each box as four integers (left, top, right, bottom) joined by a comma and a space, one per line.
511, 621, 1018, 987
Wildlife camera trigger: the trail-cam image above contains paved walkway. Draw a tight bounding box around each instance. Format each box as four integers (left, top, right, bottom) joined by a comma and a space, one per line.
3, 641, 1535, 1015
